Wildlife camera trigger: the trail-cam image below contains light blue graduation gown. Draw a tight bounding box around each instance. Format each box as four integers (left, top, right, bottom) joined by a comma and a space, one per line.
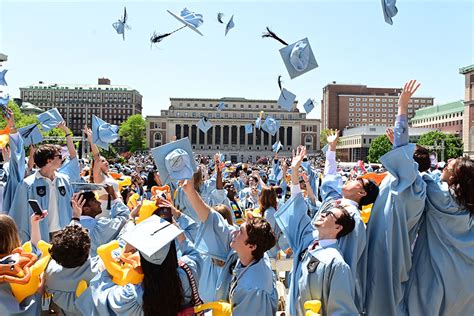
364, 143, 426, 316
78, 238, 202, 316
263, 206, 289, 258
58, 157, 81, 182
275, 193, 358, 316
8, 172, 74, 242
403, 174, 474, 315
45, 255, 102, 316
80, 200, 130, 257
2, 134, 25, 214
0, 284, 41, 316
316, 174, 366, 313
174, 178, 218, 222
197, 210, 278, 316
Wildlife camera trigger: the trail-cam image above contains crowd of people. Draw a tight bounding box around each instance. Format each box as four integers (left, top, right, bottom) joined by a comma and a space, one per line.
0, 80, 473, 316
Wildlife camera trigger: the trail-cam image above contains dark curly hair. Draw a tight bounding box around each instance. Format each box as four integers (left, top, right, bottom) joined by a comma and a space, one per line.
140, 242, 184, 316
334, 206, 356, 239
50, 225, 90, 268
34, 144, 61, 168
245, 218, 276, 261
414, 145, 431, 172
450, 157, 474, 214
259, 186, 278, 215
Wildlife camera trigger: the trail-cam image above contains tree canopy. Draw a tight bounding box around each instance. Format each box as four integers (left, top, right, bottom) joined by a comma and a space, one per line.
118, 114, 146, 152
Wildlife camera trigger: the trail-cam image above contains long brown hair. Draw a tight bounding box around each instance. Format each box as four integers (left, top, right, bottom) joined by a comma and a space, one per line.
0, 215, 21, 255
450, 157, 474, 214
259, 186, 278, 215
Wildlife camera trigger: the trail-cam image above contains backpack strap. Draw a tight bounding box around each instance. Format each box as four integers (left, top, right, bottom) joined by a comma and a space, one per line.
178, 260, 203, 307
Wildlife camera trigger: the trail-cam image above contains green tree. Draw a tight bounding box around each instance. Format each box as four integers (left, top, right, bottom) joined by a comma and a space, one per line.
367, 135, 392, 163
417, 131, 463, 160
119, 114, 146, 152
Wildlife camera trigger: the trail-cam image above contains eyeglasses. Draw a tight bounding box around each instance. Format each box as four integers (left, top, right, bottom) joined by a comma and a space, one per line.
321, 208, 341, 221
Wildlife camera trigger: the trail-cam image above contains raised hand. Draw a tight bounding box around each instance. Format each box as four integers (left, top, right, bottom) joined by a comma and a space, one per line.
386, 128, 394, 145
291, 146, 307, 169
327, 129, 339, 151
398, 80, 421, 114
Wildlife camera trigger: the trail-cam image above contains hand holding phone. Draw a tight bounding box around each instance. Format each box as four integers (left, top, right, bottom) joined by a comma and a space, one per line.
28, 199, 45, 217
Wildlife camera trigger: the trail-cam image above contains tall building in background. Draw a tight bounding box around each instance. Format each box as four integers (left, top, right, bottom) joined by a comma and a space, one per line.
321, 83, 434, 132
20, 78, 142, 150
460, 64, 474, 158
410, 100, 464, 135
146, 97, 320, 162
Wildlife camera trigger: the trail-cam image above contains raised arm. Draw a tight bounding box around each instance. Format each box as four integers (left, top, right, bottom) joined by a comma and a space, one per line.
182, 176, 213, 223
324, 129, 339, 176
302, 172, 316, 205
58, 121, 76, 159
84, 126, 104, 183
290, 146, 306, 195
214, 153, 223, 190
393, 80, 420, 148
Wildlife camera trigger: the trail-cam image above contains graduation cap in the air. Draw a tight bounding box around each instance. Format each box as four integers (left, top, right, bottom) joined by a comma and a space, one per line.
151, 8, 204, 45
92, 115, 119, 150
303, 98, 315, 114
19, 123, 44, 147
255, 111, 264, 130
151, 137, 197, 183
272, 140, 283, 153
262, 27, 318, 79
245, 123, 253, 134
216, 102, 226, 111
121, 215, 183, 265
37, 108, 64, 131
197, 117, 213, 133
217, 13, 235, 36
277, 76, 296, 111
112, 6, 131, 41
381, 0, 398, 25
0, 69, 7, 86
262, 116, 280, 136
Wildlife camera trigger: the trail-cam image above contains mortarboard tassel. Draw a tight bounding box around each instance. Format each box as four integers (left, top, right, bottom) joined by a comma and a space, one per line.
262, 27, 288, 46
150, 25, 187, 46
217, 12, 225, 24
278, 75, 286, 100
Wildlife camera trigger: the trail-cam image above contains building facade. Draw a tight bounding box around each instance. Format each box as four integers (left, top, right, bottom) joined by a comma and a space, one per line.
321, 83, 434, 131
19, 78, 142, 150
337, 125, 434, 162
460, 64, 474, 158
410, 100, 464, 135
146, 97, 320, 162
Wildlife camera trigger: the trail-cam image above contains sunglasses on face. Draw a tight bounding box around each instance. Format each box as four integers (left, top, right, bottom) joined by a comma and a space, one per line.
321, 209, 340, 221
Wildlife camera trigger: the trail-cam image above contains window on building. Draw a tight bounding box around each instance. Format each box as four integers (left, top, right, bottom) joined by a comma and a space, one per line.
223, 126, 229, 144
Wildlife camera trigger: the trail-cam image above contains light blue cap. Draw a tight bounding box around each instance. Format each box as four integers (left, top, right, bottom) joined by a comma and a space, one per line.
197, 117, 213, 133
37, 108, 64, 131
19, 123, 43, 147
0, 94, 9, 106
92, 115, 119, 150
0, 69, 7, 86
303, 98, 315, 114
244, 123, 253, 134
279, 38, 318, 79
262, 116, 280, 136
272, 140, 283, 153
151, 137, 197, 182
216, 102, 226, 111
277, 88, 296, 111
121, 215, 183, 265
225, 15, 234, 36
381, 0, 398, 25
167, 8, 204, 36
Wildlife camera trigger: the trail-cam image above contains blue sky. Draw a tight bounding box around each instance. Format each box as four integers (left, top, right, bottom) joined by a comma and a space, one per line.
1, 0, 473, 119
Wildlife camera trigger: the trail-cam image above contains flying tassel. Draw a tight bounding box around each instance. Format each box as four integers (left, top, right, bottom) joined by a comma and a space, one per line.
262, 27, 288, 46
150, 25, 187, 46
217, 12, 224, 24
278, 75, 286, 100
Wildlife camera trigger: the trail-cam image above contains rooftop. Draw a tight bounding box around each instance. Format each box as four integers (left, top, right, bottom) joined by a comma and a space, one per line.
459, 64, 474, 74
20, 82, 138, 92
411, 100, 464, 121
170, 97, 296, 104
342, 125, 434, 137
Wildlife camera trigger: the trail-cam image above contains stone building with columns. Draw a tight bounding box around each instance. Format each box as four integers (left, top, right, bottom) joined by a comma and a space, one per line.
146, 97, 321, 162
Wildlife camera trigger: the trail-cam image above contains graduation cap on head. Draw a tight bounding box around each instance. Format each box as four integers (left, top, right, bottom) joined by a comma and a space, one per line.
303, 98, 315, 114
92, 115, 119, 150
19, 123, 43, 147
197, 117, 213, 133
121, 215, 183, 265
37, 108, 63, 131
381, 0, 398, 25
0, 69, 7, 86
216, 102, 226, 111
244, 123, 253, 134
272, 140, 283, 153
151, 8, 203, 46
112, 6, 131, 41
71, 182, 104, 193
151, 137, 197, 183
262, 28, 318, 79
262, 116, 280, 136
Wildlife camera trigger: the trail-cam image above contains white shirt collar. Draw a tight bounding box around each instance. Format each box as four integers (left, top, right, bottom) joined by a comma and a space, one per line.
319, 239, 337, 248
341, 198, 359, 209
35, 170, 58, 181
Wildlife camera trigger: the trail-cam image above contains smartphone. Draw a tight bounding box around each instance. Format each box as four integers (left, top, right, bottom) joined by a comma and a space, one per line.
28, 199, 44, 216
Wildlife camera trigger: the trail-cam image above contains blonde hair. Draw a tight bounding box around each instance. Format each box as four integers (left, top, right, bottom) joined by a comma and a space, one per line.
0, 215, 21, 255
